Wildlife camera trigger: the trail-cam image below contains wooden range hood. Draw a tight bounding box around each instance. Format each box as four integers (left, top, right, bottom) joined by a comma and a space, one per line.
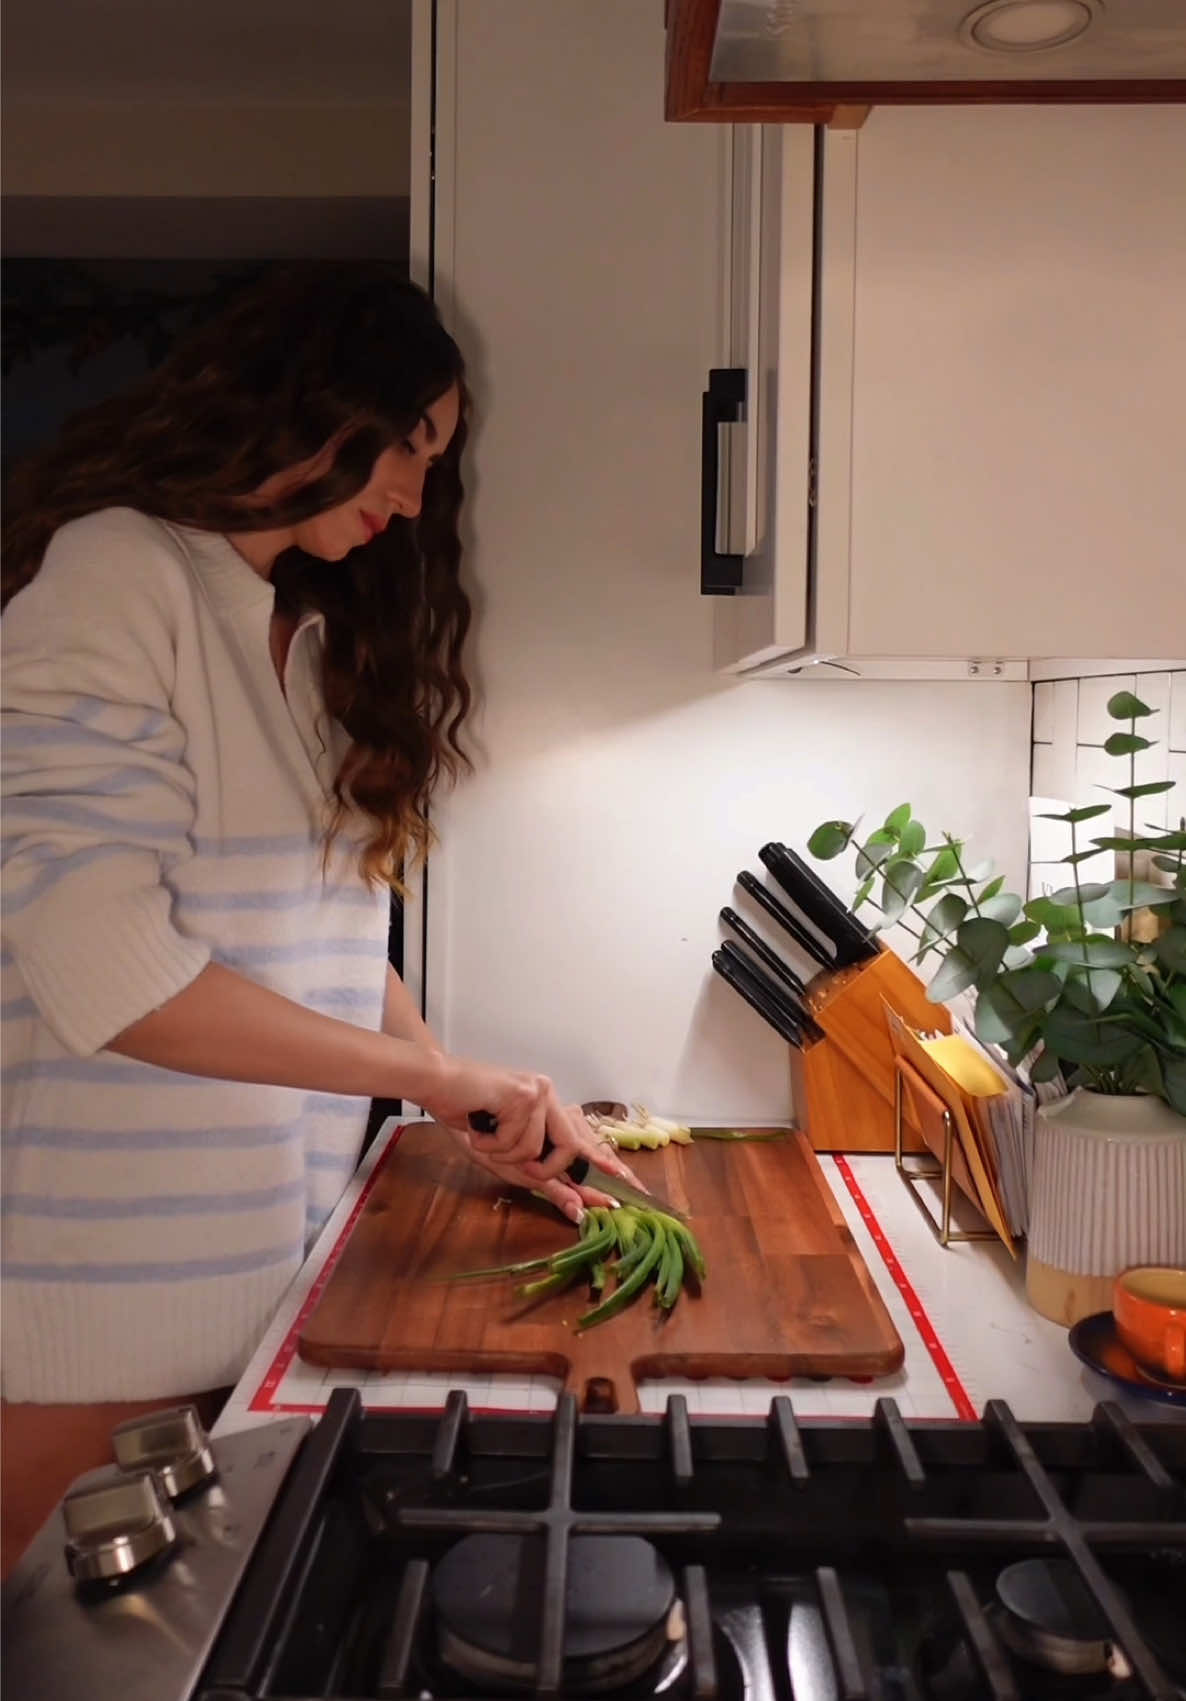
666, 0, 1186, 125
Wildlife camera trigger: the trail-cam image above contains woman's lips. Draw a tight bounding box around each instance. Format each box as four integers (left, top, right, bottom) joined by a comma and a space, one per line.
360, 510, 385, 541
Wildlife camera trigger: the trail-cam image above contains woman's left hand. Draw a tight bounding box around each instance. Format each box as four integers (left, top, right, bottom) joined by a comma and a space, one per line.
440, 1103, 645, 1224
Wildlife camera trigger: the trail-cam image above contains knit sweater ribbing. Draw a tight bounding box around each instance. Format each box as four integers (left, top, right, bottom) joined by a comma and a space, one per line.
1, 509, 389, 1401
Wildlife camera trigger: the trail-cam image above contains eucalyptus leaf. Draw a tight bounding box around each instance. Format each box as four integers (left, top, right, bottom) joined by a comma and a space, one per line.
899, 818, 926, 858
1029, 1047, 1064, 1084
928, 948, 979, 1003
1105, 732, 1153, 757
1155, 925, 1186, 975
1161, 1056, 1186, 1117
1042, 1004, 1145, 1068
1038, 937, 1137, 968
918, 891, 968, 951
1106, 691, 1155, 719
881, 857, 923, 925
855, 833, 899, 879
973, 968, 1061, 1046
852, 873, 875, 911
955, 917, 1010, 986
808, 820, 854, 860
917, 844, 960, 899
1071, 966, 1124, 1012
1001, 945, 1036, 971
979, 875, 1005, 903
884, 803, 912, 836
980, 892, 1023, 926
1106, 879, 1180, 911
1153, 854, 1185, 875
1109, 780, 1176, 800
1009, 919, 1042, 945
1037, 804, 1111, 824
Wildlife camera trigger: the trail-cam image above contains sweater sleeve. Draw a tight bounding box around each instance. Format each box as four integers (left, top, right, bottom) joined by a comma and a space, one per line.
1, 511, 212, 1055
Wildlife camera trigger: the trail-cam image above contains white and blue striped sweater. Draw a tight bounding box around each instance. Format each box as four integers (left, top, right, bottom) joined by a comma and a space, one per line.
1, 509, 389, 1401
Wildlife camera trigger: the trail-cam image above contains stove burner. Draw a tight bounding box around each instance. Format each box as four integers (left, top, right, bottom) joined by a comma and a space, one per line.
994, 1558, 1117, 1677
431, 1533, 679, 1694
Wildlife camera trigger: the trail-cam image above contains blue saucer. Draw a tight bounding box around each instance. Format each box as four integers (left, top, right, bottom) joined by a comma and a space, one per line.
1067, 1311, 1186, 1407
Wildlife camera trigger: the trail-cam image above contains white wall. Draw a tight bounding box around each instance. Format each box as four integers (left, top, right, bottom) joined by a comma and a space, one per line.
2, 101, 409, 199
424, 0, 1031, 1122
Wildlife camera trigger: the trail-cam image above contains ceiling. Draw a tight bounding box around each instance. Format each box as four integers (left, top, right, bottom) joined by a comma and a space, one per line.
1, 0, 412, 103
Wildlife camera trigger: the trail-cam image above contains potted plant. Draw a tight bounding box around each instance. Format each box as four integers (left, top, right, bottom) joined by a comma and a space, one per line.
807, 689, 1186, 1325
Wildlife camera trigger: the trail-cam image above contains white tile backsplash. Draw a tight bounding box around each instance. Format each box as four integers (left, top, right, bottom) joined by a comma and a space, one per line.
1170, 672, 1186, 753
1029, 668, 1184, 895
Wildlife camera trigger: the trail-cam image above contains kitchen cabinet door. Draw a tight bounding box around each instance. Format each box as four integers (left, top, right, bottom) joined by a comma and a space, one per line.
711, 123, 818, 671
845, 105, 1186, 662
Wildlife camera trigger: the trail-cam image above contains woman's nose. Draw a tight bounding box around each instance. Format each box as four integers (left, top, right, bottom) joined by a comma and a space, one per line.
389, 469, 424, 519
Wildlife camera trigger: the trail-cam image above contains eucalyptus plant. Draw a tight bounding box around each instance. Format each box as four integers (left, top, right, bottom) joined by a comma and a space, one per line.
808, 691, 1186, 1115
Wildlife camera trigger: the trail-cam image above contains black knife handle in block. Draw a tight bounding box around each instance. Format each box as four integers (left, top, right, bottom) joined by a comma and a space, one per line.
712, 949, 803, 1047
720, 941, 825, 1043
719, 906, 808, 998
700, 368, 746, 596
761, 843, 878, 964
736, 871, 835, 971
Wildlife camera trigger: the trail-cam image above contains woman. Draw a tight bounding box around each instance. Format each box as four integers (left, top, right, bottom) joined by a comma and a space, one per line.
0, 264, 632, 1566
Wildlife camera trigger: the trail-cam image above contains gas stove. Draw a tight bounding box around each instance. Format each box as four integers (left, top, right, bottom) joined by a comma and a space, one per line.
3, 1388, 1185, 1701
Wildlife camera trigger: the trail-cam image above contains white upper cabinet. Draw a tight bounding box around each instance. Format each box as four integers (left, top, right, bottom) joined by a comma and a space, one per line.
717, 106, 1186, 678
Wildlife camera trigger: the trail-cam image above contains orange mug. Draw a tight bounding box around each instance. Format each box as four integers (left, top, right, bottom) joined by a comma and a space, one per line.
1113, 1265, 1186, 1384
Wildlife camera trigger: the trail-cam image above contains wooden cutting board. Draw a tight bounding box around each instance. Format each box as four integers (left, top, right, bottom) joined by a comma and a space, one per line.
298, 1125, 903, 1413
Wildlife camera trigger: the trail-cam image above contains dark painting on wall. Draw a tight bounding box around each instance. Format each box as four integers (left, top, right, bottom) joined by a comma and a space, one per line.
2, 257, 271, 467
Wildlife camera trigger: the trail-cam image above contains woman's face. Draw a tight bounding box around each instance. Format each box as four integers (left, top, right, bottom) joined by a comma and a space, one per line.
232, 382, 463, 575
293, 382, 463, 561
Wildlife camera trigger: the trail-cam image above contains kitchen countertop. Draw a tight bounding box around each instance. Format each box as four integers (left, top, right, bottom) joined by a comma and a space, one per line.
214, 1116, 1185, 1437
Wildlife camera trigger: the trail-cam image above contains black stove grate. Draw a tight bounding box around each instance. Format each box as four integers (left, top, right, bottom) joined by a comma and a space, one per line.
198, 1387, 1186, 1701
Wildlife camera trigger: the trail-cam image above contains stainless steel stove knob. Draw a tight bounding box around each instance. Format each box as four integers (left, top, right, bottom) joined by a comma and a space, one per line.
63, 1469, 177, 1584
110, 1403, 217, 1499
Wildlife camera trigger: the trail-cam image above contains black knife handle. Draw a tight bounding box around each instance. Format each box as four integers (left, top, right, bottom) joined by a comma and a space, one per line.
719, 906, 808, 997
468, 1112, 591, 1186
712, 950, 803, 1046
719, 941, 825, 1043
736, 871, 834, 970
761, 843, 878, 963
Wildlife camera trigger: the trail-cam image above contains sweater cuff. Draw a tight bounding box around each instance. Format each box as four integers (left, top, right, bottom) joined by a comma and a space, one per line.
15, 886, 212, 1056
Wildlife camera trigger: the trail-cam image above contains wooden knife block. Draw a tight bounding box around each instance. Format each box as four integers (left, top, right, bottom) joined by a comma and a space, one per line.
788, 947, 950, 1153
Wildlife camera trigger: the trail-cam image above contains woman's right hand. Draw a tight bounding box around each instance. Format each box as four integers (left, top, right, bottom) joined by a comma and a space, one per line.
415, 1050, 570, 1172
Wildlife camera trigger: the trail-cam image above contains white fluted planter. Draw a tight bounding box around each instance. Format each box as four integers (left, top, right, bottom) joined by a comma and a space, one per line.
1025, 1089, 1186, 1327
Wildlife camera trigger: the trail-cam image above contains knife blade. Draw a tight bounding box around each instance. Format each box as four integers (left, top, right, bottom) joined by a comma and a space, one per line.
711, 948, 805, 1047
759, 843, 878, 966
736, 870, 835, 971
467, 1112, 687, 1219
719, 905, 809, 998
719, 940, 825, 1042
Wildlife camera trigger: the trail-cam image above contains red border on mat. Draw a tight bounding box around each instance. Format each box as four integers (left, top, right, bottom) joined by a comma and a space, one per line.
248, 1130, 977, 1422
833, 1154, 977, 1421
247, 1126, 405, 1414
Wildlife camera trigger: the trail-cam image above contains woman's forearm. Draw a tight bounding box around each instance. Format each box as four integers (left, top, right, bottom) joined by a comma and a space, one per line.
382, 962, 439, 1049
108, 961, 444, 1103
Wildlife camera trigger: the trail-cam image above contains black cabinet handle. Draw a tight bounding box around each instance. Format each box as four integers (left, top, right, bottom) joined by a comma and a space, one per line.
700, 367, 746, 596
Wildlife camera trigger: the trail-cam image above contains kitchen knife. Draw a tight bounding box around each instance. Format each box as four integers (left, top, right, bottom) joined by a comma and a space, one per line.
735, 870, 835, 972
719, 905, 809, 998
718, 940, 824, 1042
711, 948, 805, 1047
759, 842, 878, 965
466, 1112, 687, 1219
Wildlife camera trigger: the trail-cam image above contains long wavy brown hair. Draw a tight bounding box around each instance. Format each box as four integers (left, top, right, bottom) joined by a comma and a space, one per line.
2, 263, 473, 887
